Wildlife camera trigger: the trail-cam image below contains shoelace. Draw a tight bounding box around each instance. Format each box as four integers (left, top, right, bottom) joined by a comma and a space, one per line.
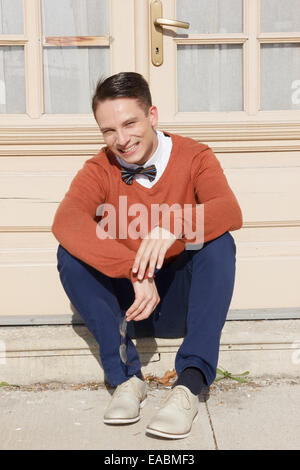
165, 387, 192, 410
114, 380, 142, 400
114, 380, 132, 396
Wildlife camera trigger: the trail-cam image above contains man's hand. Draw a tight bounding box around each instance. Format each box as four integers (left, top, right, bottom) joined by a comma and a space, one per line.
132, 226, 177, 280
126, 277, 160, 322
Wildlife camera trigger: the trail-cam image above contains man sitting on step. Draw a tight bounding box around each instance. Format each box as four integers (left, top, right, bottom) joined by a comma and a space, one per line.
52, 72, 243, 439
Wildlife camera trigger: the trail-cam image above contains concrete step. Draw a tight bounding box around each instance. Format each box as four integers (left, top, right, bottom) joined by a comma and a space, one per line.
0, 320, 300, 385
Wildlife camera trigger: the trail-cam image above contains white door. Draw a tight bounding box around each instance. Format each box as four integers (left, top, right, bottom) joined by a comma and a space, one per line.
148, 0, 300, 121
147, 0, 300, 318
0, 0, 300, 323
0, 0, 136, 323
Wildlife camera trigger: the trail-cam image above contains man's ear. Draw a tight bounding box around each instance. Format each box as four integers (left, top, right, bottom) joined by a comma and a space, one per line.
148, 105, 159, 127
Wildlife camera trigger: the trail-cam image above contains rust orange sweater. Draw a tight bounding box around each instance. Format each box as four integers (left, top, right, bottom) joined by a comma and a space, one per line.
52, 133, 243, 282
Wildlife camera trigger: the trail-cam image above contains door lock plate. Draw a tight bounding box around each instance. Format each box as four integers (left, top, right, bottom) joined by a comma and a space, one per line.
150, 0, 163, 67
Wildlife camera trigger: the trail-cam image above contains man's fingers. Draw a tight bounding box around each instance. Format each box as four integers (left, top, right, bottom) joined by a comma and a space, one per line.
131, 297, 160, 322
132, 240, 148, 274
155, 246, 168, 271
132, 227, 177, 280
135, 239, 157, 280
126, 300, 148, 321
147, 245, 162, 278
125, 296, 145, 317
127, 277, 160, 322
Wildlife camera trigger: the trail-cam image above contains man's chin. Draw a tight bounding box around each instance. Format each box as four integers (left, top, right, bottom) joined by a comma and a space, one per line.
121, 154, 148, 166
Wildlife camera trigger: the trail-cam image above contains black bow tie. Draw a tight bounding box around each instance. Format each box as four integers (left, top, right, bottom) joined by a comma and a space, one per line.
121, 164, 157, 185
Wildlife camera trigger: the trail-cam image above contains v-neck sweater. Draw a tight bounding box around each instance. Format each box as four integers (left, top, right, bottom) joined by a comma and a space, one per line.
52, 132, 243, 283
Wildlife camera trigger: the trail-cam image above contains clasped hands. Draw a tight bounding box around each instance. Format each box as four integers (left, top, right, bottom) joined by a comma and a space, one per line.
126, 226, 177, 322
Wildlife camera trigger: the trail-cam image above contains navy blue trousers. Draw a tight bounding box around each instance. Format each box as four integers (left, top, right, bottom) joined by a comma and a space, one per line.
56, 231, 236, 387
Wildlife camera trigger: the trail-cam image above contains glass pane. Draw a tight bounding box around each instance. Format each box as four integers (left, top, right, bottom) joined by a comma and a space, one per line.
42, 0, 109, 36
176, 0, 243, 34
0, 46, 25, 113
43, 46, 110, 113
177, 44, 243, 112
261, 0, 300, 33
261, 44, 300, 110
0, 0, 23, 34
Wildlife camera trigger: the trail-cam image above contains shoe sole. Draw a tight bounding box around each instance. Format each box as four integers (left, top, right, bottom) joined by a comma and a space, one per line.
103, 397, 147, 425
146, 413, 198, 439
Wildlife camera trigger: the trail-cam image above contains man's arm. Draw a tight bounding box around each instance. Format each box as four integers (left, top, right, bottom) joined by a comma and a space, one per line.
131, 145, 243, 280
52, 158, 137, 281
190, 145, 243, 241
157, 145, 243, 245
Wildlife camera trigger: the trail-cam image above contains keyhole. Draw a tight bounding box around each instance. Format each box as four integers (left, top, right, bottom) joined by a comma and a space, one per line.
155, 47, 159, 54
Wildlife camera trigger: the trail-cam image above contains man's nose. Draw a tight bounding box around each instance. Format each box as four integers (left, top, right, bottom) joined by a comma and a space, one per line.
116, 129, 130, 147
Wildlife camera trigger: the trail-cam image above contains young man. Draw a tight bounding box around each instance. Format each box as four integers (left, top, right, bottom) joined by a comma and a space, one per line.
52, 72, 243, 439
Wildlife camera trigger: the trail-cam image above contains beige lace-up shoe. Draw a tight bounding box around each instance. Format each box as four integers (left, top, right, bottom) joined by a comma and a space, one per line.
146, 385, 199, 439
103, 376, 147, 424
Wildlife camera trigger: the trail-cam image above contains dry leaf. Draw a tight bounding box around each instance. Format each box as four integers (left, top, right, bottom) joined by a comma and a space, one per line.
145, 369, 177, 387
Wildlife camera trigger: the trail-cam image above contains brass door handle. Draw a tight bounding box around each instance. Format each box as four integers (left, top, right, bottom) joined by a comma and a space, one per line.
151, 0, 190, 67
154, 18, 190, 29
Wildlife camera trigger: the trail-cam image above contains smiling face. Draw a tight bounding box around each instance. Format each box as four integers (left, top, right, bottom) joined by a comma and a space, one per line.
95, 97, 159, 166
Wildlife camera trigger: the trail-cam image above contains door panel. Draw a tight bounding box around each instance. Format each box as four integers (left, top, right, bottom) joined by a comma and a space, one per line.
176, 0, 243, 34
177, 44, 243, 112
0, 46, 25, 113
0, 0, 24, 34
43, 46, 110, 113
149, 0, 245, 121
148, 0, 300, 318
260, 0, 300, 33
41, 0, 110, 36
260, 43, 300, 110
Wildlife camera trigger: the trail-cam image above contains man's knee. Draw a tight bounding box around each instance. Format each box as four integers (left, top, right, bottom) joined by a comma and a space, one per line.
210, 231, 236, 257
200, 231, 235, 260
190, 231, 236, 278
57, 244, 85, 278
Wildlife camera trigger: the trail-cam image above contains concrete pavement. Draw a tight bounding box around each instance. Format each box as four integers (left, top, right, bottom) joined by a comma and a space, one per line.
0, 377, 299, 451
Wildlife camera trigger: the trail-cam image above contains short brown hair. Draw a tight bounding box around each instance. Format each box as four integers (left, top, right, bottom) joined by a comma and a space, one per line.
92, 72, 152, 116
